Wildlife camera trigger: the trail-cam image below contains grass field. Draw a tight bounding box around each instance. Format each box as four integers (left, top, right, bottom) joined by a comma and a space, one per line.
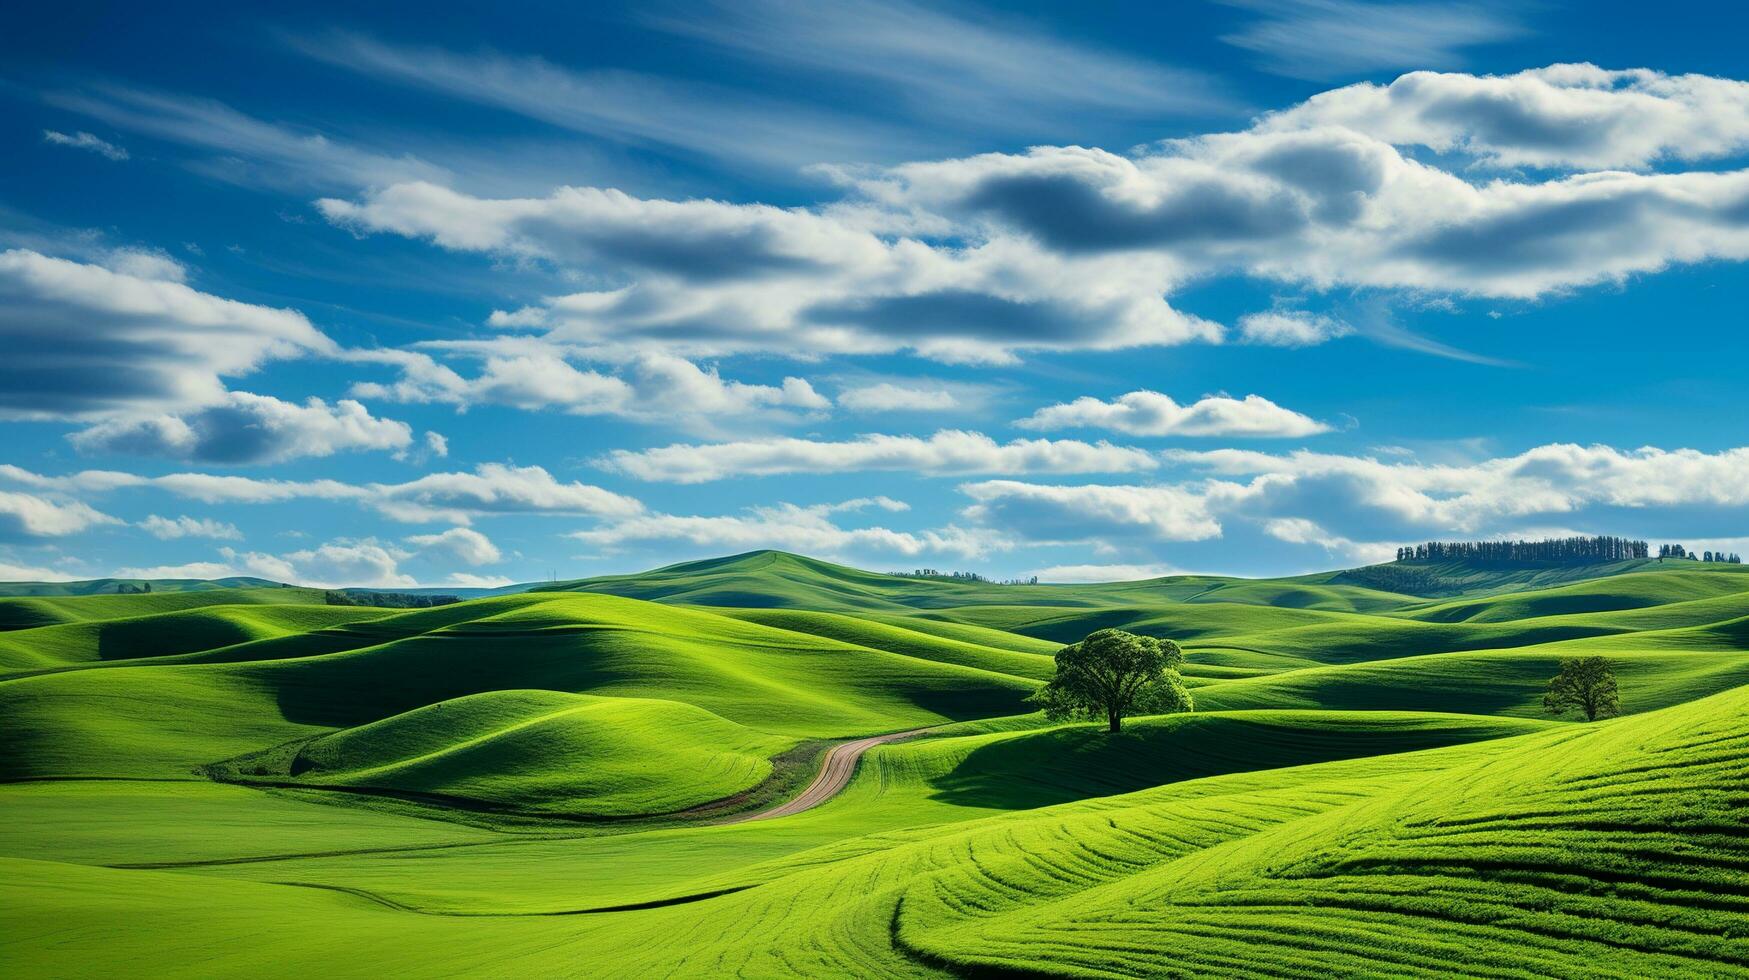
3, 550, 1747, 976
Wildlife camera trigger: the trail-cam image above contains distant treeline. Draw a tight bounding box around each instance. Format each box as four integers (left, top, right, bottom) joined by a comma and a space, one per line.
1395, 537, 1741, 565
1657, 544, 1742, 563
1396, 536, 1649, 564
894, 569, 1040, 585
324, 590, 461, 608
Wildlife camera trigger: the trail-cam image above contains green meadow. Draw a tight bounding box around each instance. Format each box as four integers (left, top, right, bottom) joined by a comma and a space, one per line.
3, 550, 1747, 976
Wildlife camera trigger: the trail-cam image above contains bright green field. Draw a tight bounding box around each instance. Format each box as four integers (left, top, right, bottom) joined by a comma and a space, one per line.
4, 550, 1747, 977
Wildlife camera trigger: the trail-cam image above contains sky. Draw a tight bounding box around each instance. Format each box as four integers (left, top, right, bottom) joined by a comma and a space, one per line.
5, 0, 1749, 588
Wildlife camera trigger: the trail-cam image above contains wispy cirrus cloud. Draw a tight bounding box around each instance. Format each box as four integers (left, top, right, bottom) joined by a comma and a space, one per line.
42, 129, 129, 161
644, 0, 1230, 134
1218, 0, 1529, 80
286, 32, 931, 172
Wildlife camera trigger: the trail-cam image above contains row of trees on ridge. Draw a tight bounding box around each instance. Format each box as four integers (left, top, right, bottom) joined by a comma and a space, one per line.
1395, 536, 1649, 564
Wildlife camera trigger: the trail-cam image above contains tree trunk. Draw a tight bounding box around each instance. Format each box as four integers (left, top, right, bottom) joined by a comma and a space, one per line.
1108, 712, 1121, 733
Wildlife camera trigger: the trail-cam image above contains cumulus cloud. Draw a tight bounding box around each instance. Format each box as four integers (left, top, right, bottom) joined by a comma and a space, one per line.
111, 560, 254, 581
0, 491, 121, 540
118, 541, 411, 588
1261, 64, 1749, 170
443, 572, 515, 588
602, 430, 1159, 483
0, 462, 642, 525
404, 526, 502, 565
276, 540, 416, 588
43, 129, 129, 161
960, 480, 1226, 543
1030, 562, 1181, 583
139, 514, 242, 540
350, 346, 827, 427
320, 180, 1220, 364
572, 497, 1000, 561
954, 442, 1749, 559
371, 463, 644, 523
870, 132, 1749, 301
1015, 390, 1329, 438
0, 558, 81, 582
69, 391, 413, 464
1260, 516, 1397, 565
315, 64, 1749, 367
1237, 310, 1354, 347
1170, 443, 1749, 539
0, 248, 334, 420
837, 382, 959, 413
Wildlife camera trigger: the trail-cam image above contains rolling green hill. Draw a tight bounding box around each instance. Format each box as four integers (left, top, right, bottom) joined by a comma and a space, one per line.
3, 550, 1747, 976
224, 689, 792, 816
0, 576, 289, 598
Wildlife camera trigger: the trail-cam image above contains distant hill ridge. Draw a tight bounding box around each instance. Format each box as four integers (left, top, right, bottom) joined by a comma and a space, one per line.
6, 548, 1745, 606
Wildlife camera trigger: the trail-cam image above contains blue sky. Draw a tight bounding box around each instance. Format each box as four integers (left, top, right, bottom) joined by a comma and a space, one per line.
5, 0, 1749, 587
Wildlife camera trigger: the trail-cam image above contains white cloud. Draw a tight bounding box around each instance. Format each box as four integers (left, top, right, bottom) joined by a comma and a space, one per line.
404, 527, 502, 565
139, 514, 242, 540
957, 441, 1749, 557
1171, 443, 1749, 541
1219, 0, 1526, 81
837, 382, 959, 413
443, 572, 515, 589
573, 498, 1001, 561
319, 180, 1221, 364
316, 65, 1749, 367
0, 248, 334, 420
43, 129, 129, 161
1261, 64, 1749, 169
69, 392, 413, 464
0, 491, 121, 539
120, 540, 420, 589
1261, 516, 1397, 565
1237, 311, 1354, 347
111, 561, 251, 581
0, 462, 642, 525
870, 131, 1749, 301
1015, 390, 1329, 438
0, 555, 83, 582
277, 540, 415, 588
1030, 562, 1181, 583
350, 346, 827, 428
959, 480, 1225, 543
371, 463, 644, 523
602, 429, 1159, 483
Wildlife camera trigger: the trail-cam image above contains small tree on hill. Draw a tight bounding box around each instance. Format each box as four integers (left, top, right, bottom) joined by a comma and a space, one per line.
1543, 656, 1620, 722
1029, 628, 1193, 733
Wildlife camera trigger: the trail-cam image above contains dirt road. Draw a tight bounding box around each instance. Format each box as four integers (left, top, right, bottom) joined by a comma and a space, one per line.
723, 727, 932, 824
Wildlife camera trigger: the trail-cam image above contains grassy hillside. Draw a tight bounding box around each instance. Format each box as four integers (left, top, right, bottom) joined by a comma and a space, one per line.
222, 690, 791, 816
0, 576, 288, 597
3, 550, 1747, 976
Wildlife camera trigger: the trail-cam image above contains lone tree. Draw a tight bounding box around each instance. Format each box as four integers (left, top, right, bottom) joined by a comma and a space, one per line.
1030, 628, 1193, 733
1543, 656, 1620, 722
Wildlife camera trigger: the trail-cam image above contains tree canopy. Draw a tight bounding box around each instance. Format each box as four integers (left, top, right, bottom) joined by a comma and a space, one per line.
1029, 628, 1193, 733
1544, 656, 1621, 722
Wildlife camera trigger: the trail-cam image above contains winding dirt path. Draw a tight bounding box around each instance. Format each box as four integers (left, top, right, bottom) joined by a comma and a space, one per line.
722, 727, 932, 824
